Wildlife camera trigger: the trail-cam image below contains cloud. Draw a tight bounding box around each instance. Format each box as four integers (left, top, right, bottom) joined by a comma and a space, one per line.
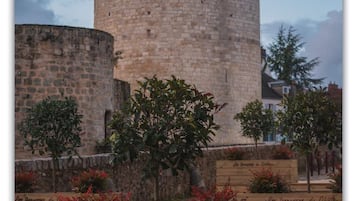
304, 10, 343, 86
46, 0, 93, 28
261, 10, 343, 86
15, 0, 56, 25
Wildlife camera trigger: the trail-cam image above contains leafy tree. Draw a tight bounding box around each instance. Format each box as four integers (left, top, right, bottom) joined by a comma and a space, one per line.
19, 97, 82, 192
276, 88, 341, 192
109, 76, 225, 201
234, 100, 274, 158
266, 25, 323, 89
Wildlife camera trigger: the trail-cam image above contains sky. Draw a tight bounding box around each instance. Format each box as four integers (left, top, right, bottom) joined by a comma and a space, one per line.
14, 0, 343, 87
5, 1, 355, 199
260, 0, 343, 87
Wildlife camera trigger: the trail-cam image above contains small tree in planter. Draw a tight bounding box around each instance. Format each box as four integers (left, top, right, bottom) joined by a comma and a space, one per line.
277, 88, 341, 192
109, 76, 225, 201
234, 100, 274, 158
19, 97, 82, 192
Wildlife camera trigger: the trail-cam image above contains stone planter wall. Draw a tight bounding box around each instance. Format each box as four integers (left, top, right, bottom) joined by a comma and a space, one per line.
15, 144, 293, 201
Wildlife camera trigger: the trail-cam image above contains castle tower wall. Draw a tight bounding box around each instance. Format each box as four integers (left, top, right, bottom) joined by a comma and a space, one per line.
94, 0, 261, 145
15, 25, 115, 158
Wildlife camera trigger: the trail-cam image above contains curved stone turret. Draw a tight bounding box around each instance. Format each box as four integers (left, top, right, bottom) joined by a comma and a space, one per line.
94, 0, 261, 145
15, 25, 115, 158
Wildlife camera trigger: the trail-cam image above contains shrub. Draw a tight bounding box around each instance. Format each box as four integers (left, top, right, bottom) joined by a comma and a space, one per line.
190, 184, 237, 201
58, 186, 131, 201
95, 138, 112, 154
71, 169, 109, 193
249, 168, 290, 193
328, 164, 342, 193
225, 148, 246, 160
272, 145, 294, 160
15, 171, 36, 193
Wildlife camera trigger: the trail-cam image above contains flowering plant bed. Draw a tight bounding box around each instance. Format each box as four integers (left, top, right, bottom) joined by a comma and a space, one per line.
216, 160, 298, 188
14, 192, 342, 201
15, 171, 36, 193
71, 169, 109, 193
234, 193, 341, 201
15, 191, 131, 201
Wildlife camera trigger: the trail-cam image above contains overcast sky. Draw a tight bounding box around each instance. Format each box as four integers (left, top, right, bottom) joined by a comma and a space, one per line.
14, 0, 343, 87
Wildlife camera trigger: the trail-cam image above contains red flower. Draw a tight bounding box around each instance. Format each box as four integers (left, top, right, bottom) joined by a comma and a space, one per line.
71, 169, 110, 193
190, 185, 237, 201
15, 171, 36, 193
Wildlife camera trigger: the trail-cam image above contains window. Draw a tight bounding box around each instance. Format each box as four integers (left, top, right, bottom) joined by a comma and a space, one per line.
265, 103, 276, 111
282, 86, 291, 94
104, 110, 112, 139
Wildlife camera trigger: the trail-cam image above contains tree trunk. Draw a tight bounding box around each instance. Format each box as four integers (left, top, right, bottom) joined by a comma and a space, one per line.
255, 140, 259, 159
306, 154, 311, 193
154, 169, 160, 201
188, 162, 206, 190
51, 159, 57, 192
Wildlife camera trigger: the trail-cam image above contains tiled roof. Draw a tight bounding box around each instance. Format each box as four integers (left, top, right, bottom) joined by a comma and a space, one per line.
262, 72, 283, 100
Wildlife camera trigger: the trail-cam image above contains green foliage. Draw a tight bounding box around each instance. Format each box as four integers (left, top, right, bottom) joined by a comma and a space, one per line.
328, 164, 342, 193
19, 97, 82, 160
266, 25, 323, 89
234, 100, 274, 152
109, 75, 224, 200
277, 88, 341, 155
19, 96, 82, 192
249, 168, 290, 193
277, 88, 341, 192
71, 169, 109, 193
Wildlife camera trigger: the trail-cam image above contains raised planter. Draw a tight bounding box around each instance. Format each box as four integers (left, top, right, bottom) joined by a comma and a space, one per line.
15, 192, 75, 201
235, 193, 341, 201
15, 192, 129, 201
15, 192, 342, 201
216, 160, 298, 188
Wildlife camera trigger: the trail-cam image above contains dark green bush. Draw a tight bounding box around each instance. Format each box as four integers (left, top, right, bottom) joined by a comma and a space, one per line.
329, 164, 342, 193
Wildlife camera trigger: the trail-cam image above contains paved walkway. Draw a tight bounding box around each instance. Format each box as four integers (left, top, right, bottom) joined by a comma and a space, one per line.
298, 171, 333, 183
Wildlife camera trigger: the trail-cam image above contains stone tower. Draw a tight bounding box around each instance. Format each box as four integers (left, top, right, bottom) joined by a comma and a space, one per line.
94, 0, 261, 145
15, 25, 128, 158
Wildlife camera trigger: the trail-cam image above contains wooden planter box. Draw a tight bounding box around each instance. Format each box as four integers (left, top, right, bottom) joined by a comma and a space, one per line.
15, 192, 76, 201
15, 192, 343, 201
15, 192, 127, 201
234, 193, 342, 201
216, 160, 298, 188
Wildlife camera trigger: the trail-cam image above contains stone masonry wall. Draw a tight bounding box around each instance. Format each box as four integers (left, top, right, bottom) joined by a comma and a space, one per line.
94, 0, 262, 146
15, 25, 116, 159
15, 144, 283, 201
